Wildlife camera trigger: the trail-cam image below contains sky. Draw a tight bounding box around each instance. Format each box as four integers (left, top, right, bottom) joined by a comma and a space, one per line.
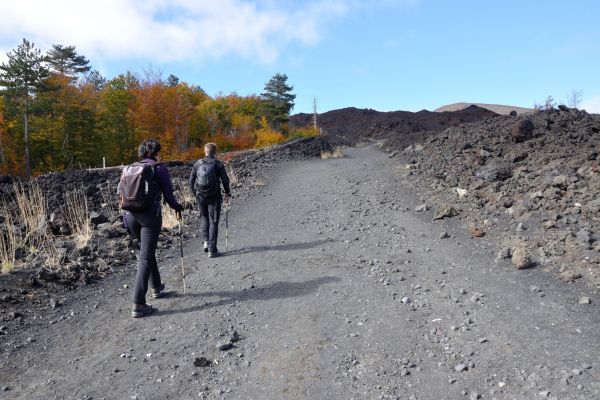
1, 0, 599, 114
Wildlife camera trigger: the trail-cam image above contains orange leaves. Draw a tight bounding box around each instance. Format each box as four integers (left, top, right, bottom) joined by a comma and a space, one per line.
1, 68, 299, 176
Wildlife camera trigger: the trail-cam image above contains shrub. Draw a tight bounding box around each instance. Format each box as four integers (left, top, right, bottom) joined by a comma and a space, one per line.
256, 128, 284, 148
321, 147, 345, 159
287, 127, 319, 141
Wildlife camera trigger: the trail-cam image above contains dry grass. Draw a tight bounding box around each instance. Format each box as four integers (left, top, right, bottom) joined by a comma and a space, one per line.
99, 180, 118, 221
174, 180, 195, 208
44, 240, 67, 271
0, 200, 19, 273
321, 147, 345, 159
162, 206, 180, 230
14, 182, 47, 250
63, 187, 92, 249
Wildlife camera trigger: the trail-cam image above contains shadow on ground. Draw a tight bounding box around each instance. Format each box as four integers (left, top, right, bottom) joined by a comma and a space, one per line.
155, 276, 339, 317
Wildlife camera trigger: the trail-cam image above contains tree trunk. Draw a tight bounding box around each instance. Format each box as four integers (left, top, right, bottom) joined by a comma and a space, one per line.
23, 107, 31, 178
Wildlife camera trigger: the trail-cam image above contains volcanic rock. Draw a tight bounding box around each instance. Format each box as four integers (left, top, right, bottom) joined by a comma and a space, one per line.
511, 118, 534, 142
511, 247, 532, 269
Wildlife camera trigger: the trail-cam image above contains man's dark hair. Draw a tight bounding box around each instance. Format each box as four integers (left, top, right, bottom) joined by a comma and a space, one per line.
138, 139, 161, 159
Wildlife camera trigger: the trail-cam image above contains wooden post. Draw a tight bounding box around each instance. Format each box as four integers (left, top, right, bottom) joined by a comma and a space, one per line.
313, 97, 318, 130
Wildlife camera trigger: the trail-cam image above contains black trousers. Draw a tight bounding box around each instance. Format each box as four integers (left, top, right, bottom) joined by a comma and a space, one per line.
197, 195, 222, 252
124, 210, 162, 305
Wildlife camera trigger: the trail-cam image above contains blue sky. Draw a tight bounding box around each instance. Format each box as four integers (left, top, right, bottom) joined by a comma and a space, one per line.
1, 0, 599, 114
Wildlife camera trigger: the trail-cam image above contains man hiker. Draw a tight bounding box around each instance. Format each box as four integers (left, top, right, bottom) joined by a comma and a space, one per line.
120, 139, 184, 318
189, 142, 231, 258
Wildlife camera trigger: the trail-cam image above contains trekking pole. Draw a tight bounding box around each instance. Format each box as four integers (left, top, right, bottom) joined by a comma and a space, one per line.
225, 203, 229, 251
178, 216, 186, 295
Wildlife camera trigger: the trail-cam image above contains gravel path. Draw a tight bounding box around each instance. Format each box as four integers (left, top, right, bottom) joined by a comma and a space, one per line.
1, 144, 599, 400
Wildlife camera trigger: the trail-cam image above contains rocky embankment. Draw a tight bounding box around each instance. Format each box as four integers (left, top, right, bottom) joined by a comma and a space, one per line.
390, 106, 600, 287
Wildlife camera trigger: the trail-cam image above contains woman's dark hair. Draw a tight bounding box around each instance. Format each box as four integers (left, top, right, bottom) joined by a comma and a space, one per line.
138, 139, 161, 159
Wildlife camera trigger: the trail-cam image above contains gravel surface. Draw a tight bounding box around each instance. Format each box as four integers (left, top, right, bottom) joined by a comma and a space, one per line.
1, 144, 599, 399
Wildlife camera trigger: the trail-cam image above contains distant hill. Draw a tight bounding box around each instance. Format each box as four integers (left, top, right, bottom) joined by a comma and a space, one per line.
435, 102, 532, 115
290, 105, 498, 148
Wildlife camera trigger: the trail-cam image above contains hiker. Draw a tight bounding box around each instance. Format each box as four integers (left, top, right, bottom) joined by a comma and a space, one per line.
120, 139, 184, 318
189, 142, 231, 258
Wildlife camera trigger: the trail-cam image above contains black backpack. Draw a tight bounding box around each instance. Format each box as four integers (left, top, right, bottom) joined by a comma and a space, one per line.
119, 160, 160, 211
195, 159, 219, 197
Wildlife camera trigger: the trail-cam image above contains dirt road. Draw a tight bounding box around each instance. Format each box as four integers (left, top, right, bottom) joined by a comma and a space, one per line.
2, 144, 599, 399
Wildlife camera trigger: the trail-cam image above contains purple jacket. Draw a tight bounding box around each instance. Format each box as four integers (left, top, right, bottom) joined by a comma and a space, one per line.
143, 157, 183, 214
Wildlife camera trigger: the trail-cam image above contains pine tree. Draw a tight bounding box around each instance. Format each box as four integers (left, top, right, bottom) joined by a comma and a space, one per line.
0, 38, 49, 177
46, 44, 91, 80
261, 73, 296, 132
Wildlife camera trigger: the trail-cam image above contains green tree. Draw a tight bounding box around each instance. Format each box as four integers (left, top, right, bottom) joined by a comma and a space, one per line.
0, 38, 49, 177
166, 74, 179, 87
261, 73, 296, 132
96, 75, 138, 164
84, 70, 106, 91
46, 44, 91, 80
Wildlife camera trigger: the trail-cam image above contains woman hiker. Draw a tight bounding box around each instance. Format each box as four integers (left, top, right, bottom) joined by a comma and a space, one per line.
120, 139, 184, 318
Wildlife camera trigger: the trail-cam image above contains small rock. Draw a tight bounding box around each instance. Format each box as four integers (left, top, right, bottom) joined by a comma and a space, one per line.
529, 285, 541, 293
470, 392, 480, 400
230, 330, 240, 342
468, 225, 485, 238
560, 270, 582, 282
494, 248, 511, 263
9, 311, 22, 319
414, 204, 429, 212
439, 232, 450, 239
538, 390, 550, 397
49, 298, 60, 309
454, 364, 467, 372
578, 297, 591, 305
512, 247, 532, 269
478, 337, 488, 344
193, 357, 213, 367
433, 206, 460, 220
543, 221, 557, 229
455, 188, 468, 198
498, 381, 506, 388
575, 228, 592, 249
401, 297, 411, 304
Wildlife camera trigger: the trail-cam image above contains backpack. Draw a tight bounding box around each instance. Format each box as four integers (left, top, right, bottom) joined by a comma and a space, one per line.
195, 159, 219, 197
119, 160, 160, 211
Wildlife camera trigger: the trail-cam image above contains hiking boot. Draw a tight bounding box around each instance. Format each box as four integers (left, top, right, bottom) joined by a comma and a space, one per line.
131, 303, 154, 318
203, 241, 209, 253
151, 282, 166, 299
208, 250, 221, 258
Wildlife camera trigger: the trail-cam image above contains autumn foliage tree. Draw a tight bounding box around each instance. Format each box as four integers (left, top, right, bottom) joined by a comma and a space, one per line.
0, 39, 307, 177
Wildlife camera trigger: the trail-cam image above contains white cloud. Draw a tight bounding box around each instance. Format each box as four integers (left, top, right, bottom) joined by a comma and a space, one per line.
582, 95, 600, 114
0, 0, 360, 65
